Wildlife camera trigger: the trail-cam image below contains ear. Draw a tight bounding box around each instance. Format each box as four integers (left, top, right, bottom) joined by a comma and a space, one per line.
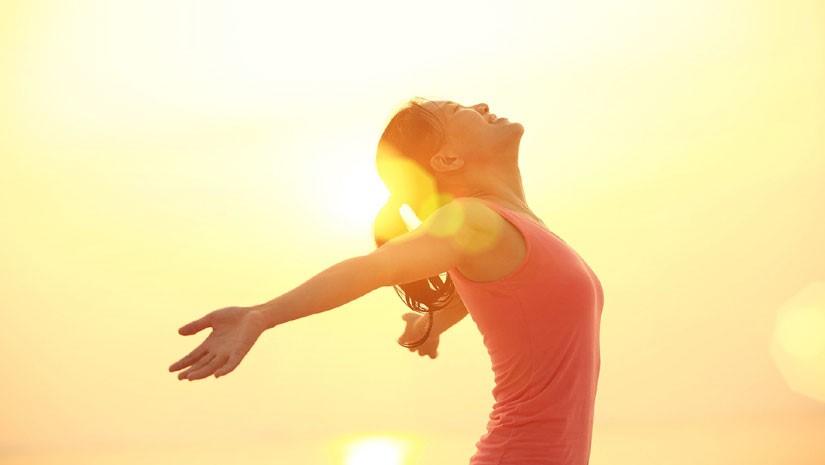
429, 150, 465, 173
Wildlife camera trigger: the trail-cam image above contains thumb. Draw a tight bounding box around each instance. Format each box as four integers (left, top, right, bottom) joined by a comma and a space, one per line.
179, 315, 211, 335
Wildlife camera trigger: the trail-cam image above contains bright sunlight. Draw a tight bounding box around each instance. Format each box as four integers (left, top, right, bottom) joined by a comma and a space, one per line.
301, 135, 390, 232
344, 436, 408, 465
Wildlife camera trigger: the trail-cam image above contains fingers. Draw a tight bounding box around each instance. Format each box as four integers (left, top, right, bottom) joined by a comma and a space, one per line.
419, 348, 438, 359
171, 349, 241, 380
404, 342, 438, 359
214, 354, 242, 378
178, 352, 216, 380
186, 353, 230, 381
179, 315, 212, 336
169, 347, 208, 372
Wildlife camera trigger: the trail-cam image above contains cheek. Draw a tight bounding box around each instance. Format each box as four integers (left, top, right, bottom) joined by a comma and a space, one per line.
454, 112, 487, 130
446, 115, 492, 151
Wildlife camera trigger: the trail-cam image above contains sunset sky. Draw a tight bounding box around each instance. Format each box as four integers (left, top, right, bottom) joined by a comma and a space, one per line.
1, 1, 823, 464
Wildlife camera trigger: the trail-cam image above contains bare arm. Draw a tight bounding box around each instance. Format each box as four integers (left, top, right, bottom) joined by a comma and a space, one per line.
170, 198, 490, 380
255, 198, 483, 330
254, 254, 386, 329
431, 292, 469, 336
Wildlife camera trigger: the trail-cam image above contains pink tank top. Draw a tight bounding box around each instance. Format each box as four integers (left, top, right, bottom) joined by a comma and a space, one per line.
447, 199, 604, 465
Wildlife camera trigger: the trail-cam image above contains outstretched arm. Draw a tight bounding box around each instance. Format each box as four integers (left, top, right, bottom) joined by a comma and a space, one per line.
254, 199, 481, 330
170, 198, 490, 380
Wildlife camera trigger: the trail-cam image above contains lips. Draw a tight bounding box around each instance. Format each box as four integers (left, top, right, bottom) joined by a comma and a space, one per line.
489, 114, 498, 123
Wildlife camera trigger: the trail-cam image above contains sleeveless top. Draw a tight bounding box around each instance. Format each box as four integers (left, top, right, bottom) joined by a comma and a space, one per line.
447, 198, 604, 465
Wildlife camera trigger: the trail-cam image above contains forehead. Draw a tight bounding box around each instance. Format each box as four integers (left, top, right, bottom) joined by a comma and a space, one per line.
420, 99, 456, 118
431, 100, 454, 110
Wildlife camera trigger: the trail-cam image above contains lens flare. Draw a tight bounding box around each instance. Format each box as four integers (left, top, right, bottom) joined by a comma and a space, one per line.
770, 281, 825, 403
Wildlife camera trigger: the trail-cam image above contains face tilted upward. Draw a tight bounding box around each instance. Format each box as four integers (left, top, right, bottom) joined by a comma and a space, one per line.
421, 99, 524, 170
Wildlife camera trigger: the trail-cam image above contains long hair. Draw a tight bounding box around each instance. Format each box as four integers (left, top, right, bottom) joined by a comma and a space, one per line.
373, 97, 457, 348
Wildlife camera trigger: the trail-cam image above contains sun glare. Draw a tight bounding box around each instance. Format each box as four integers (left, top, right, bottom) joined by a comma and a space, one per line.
344, 436, 407, 465
770, 281, 825, 403
305, 137, 390, 232
399, 204, 422, 230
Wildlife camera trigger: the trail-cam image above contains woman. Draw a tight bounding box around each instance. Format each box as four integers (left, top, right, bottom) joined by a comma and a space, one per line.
169, 97, 605, 465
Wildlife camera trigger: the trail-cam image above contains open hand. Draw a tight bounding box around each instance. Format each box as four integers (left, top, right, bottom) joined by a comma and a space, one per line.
398, 312, 440, 359
169, 306, 268, 381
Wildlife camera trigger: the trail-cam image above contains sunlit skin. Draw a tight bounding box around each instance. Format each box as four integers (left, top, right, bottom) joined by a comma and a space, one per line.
169, 99, 547, 381
419, 100, 534, 217
398, 312, 441, 359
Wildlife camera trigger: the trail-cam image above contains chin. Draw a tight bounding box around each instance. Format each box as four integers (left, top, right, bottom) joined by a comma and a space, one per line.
508, 122, 525, 140
497, 128, 524, 155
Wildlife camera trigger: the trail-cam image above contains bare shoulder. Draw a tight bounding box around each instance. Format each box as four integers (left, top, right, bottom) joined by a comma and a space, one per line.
444, 197, 507, 235
415, 197, 507, 257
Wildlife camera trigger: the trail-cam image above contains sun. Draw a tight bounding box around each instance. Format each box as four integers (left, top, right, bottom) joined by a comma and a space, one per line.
324, 431, 420, 465
344, 436, 408, 465
328, 162, 392, 228
302, 136, 391, 232
344, 436, 409, 465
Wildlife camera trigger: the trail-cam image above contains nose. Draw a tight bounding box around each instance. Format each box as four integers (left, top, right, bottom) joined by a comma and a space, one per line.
473, 103, 489, 114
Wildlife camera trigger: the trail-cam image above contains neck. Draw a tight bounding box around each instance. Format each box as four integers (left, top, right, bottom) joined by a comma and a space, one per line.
440, 162, 531, 213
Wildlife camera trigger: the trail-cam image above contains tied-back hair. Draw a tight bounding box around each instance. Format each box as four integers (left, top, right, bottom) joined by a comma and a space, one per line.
373, 97, 457, 349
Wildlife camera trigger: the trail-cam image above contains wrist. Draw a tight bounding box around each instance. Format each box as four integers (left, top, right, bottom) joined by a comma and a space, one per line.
415, 313, 441, 338
251, 301, 281, 330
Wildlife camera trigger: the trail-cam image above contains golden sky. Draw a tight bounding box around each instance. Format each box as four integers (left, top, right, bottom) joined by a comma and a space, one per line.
1, 0, 823, 463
